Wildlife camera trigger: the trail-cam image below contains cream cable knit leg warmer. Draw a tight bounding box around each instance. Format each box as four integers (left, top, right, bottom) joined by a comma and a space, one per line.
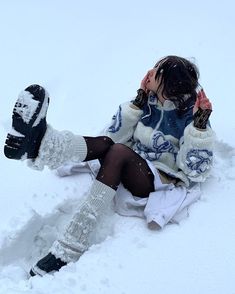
49, 180, 116, 263
27, 125, 88, 170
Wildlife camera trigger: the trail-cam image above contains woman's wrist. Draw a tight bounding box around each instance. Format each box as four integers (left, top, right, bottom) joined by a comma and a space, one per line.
193, 108, 212, 129
132, 89, 148, 109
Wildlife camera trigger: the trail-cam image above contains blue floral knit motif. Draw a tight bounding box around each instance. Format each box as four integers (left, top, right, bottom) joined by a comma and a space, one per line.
108, 106, 122, 133
186, 149, 213, 174
152, 132, 176, 160
134, 132, 177, 161
134, 142, 158, 161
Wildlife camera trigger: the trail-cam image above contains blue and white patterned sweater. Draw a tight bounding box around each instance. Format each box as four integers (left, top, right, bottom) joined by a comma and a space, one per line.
105, 96, 214, 187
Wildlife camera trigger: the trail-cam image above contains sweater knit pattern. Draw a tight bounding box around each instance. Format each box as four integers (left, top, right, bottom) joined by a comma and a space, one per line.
105, 96, 214, 186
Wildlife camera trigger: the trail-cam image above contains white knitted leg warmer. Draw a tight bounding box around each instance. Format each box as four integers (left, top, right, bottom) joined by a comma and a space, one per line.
49, 180, 116, 263
27, 125, 87, 170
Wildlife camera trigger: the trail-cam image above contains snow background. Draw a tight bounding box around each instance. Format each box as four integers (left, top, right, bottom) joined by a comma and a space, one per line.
0, 0, 235, 293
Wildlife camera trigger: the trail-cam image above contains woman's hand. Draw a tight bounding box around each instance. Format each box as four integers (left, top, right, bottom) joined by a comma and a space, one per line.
193, 89, 212, 114
193, 89, 212, 129
140, 71, 150, 92
132, 72, 150, 109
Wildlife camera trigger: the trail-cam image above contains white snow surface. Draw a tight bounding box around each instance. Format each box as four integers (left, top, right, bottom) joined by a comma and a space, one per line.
0, 1, 235, 293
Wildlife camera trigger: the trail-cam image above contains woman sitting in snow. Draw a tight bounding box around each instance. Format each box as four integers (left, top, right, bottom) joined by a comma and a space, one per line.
4, 55, 214, 277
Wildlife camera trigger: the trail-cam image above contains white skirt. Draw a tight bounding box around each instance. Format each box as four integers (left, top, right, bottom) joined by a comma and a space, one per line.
57, 160, 201, 229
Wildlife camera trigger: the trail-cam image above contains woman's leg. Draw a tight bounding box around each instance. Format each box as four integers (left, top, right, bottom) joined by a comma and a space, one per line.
50, 144, 154, 260
50, 144, 154, 257
96, 143, 155, 197
4, 84, 116, 170
7, 85, 155, 276
27, 129, 115, 170
84, 138, 154, 196
30, 143, 155, 276
83, 136, 114, 161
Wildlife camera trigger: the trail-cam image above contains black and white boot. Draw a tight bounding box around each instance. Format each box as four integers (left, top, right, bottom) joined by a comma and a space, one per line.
30, 253, 67, 277
4, 84, 49, 160
5, 84, 88, 170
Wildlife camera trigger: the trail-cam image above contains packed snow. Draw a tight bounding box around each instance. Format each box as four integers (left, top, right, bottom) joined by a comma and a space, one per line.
0, 1, 235, 293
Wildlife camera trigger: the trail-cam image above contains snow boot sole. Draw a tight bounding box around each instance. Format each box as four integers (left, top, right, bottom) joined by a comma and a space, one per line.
4, 84, 49, 159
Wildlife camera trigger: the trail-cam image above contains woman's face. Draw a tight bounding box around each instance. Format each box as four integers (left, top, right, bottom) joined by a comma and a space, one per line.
145, 67, 163, 95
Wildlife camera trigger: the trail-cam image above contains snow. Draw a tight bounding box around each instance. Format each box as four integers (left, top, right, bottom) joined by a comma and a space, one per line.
0, 0, 235, 293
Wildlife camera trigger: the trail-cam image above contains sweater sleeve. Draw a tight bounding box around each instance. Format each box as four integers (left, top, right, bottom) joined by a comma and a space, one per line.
104, 101, 143, 143
176, 122, 215, 182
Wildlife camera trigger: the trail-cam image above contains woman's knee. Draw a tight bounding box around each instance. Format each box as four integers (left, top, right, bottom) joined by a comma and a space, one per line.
104, 143, 132, 161
109, 143, 130, 153
99, 136, 115, 148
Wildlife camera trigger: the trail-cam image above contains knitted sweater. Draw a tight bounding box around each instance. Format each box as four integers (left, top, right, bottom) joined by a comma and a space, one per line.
105, 95, 214, 187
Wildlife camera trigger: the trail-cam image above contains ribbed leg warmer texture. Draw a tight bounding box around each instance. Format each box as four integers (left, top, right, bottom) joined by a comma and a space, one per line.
49, 180, 116, 263
28, 125, 88, 170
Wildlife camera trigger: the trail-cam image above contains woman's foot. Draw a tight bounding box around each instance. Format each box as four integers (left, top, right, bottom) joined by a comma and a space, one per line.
30, 253, 67, 277
4, 84, 49, 159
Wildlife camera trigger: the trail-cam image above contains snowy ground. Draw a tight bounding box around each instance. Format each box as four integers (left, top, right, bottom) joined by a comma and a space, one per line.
0, 1, 235, 293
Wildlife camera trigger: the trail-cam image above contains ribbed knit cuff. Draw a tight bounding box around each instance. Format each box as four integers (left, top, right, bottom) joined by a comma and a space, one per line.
89, 180, 116, 208
73, 135, 87, 162
50, 180, 116, 263
27, 125, 88, 170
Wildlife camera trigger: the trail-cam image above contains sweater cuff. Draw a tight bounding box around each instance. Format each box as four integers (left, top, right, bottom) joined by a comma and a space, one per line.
184, 122, 215, 147
121, 101, 143, 122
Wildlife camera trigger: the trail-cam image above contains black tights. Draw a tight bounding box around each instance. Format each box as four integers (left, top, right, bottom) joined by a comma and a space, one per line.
84, 136, 155, 198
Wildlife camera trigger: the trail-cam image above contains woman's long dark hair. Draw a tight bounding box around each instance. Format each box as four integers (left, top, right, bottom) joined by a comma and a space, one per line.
154, 55, 199, 113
